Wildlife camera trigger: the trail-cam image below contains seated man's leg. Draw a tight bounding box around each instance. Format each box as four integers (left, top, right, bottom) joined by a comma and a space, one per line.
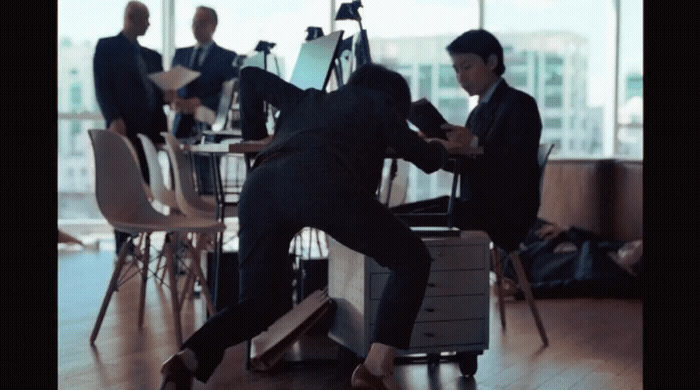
322, 194, 432, 350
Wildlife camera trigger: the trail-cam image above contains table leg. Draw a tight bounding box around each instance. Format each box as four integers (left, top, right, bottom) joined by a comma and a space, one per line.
208, 152, 226, 316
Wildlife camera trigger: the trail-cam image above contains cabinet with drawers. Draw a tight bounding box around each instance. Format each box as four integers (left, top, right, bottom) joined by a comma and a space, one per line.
327, 230, 491, 375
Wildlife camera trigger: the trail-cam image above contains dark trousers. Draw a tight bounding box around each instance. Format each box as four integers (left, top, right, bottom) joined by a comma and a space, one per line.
181, 157, 433, 382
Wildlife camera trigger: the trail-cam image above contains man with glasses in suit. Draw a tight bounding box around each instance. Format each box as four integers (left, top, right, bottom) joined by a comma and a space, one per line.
168, 6, 238, 195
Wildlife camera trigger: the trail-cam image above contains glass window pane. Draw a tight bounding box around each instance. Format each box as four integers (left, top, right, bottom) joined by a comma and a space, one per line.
484, 0, 619, 158
616, 0, 643, 158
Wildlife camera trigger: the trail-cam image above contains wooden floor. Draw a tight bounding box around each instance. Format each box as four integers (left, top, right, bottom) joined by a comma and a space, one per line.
58, 243, 642, 390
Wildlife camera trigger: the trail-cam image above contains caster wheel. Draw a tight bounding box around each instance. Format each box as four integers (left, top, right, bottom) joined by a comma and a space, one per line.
426, 353, 440, 366
456, 352, 477, 376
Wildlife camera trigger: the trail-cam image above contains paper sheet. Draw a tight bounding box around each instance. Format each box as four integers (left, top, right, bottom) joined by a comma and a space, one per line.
148, 65, 200, 90
194, 105, 216, 125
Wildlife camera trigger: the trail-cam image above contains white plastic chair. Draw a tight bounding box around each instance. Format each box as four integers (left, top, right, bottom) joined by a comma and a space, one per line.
88, 129, 225, 346
137, 133, 189, 285
136, 133, 179, 212
161, 132, 237, 220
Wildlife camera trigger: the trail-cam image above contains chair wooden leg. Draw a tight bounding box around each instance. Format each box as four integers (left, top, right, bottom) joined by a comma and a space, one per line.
491, 248, 507, 329
154, 239, 166, 285
509, 251, 549, 347
179, 264, 195, 304
186, 242, 217, 315
138, 233, 150, 328
166, 233, 184, 346
90, 238, 130, 344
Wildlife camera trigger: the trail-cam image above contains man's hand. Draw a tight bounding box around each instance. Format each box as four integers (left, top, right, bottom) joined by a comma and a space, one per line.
172, 96, 201, 114
108, 118, 127, 137
424, 123, 476, 155
535, 223, 564, 240
442, 123, 475, 148
163, 89, 177, 103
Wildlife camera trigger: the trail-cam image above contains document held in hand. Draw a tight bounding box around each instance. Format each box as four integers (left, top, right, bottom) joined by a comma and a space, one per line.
408, 98, 448, 140
148, 65, 200, 91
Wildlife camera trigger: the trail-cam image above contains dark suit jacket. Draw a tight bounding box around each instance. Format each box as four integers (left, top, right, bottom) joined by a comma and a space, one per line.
240, 66, 448, 197
171, 43, 238, 138
93, 33, 168, 144
457, 79, 542, 250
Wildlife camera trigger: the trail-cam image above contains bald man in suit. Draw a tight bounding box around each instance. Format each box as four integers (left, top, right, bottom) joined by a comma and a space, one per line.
93, 1, 171, 253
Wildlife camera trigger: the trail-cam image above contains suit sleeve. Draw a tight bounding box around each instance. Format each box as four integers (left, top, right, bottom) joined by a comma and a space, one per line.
381, 98, 447, 174
93, 39, 120, 126
239, 66, 303, 140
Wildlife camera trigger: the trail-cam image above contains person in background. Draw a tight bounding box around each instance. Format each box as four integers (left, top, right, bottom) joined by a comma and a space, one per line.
168, 6, 238, 194
93, 0, 171, 254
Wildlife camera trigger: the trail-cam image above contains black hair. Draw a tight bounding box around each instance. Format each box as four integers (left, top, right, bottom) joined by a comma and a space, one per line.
346, 63, 412, 119
446, 29, 505, 75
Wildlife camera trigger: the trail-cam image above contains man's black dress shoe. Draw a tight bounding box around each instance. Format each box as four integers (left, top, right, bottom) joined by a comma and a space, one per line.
160, 354, 193, 390
351, 363, 390, 390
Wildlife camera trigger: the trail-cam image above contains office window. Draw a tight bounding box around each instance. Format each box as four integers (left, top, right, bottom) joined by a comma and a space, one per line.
543, 117, 563, 129
418, 65, 433, 100
485, 0, 642, 159
438, 97, 469, 127
544, 55, 563, 86
544, 93, 563, 108
395, 65, 413, 90
439, 64, 458, 88
57, 0, 642, 231
70, 83, 82, 109
506, 72, 528, 88
69, 121, 83, 156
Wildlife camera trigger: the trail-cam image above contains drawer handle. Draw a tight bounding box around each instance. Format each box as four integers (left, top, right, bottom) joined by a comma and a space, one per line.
436, 250, 445, 257
423, 332, 435, 338
427, 282, 437, 288
424, 308, 435, 312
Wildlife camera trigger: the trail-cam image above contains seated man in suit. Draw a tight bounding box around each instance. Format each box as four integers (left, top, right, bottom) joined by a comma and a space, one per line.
168, 6, 238, 194
392, 29, 543, 253
93, 0, 171, 254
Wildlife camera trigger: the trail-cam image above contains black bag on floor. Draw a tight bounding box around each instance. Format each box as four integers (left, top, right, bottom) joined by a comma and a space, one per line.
502, 219, 642, 299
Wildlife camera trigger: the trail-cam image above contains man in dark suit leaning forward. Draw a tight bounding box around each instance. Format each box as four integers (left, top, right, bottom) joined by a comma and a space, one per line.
169, 6, 238, 194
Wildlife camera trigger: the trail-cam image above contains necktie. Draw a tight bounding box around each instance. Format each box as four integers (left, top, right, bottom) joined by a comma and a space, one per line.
191, 47, 203, 71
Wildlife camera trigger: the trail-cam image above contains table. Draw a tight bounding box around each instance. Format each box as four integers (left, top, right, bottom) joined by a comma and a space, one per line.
181, 140, 267, 311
